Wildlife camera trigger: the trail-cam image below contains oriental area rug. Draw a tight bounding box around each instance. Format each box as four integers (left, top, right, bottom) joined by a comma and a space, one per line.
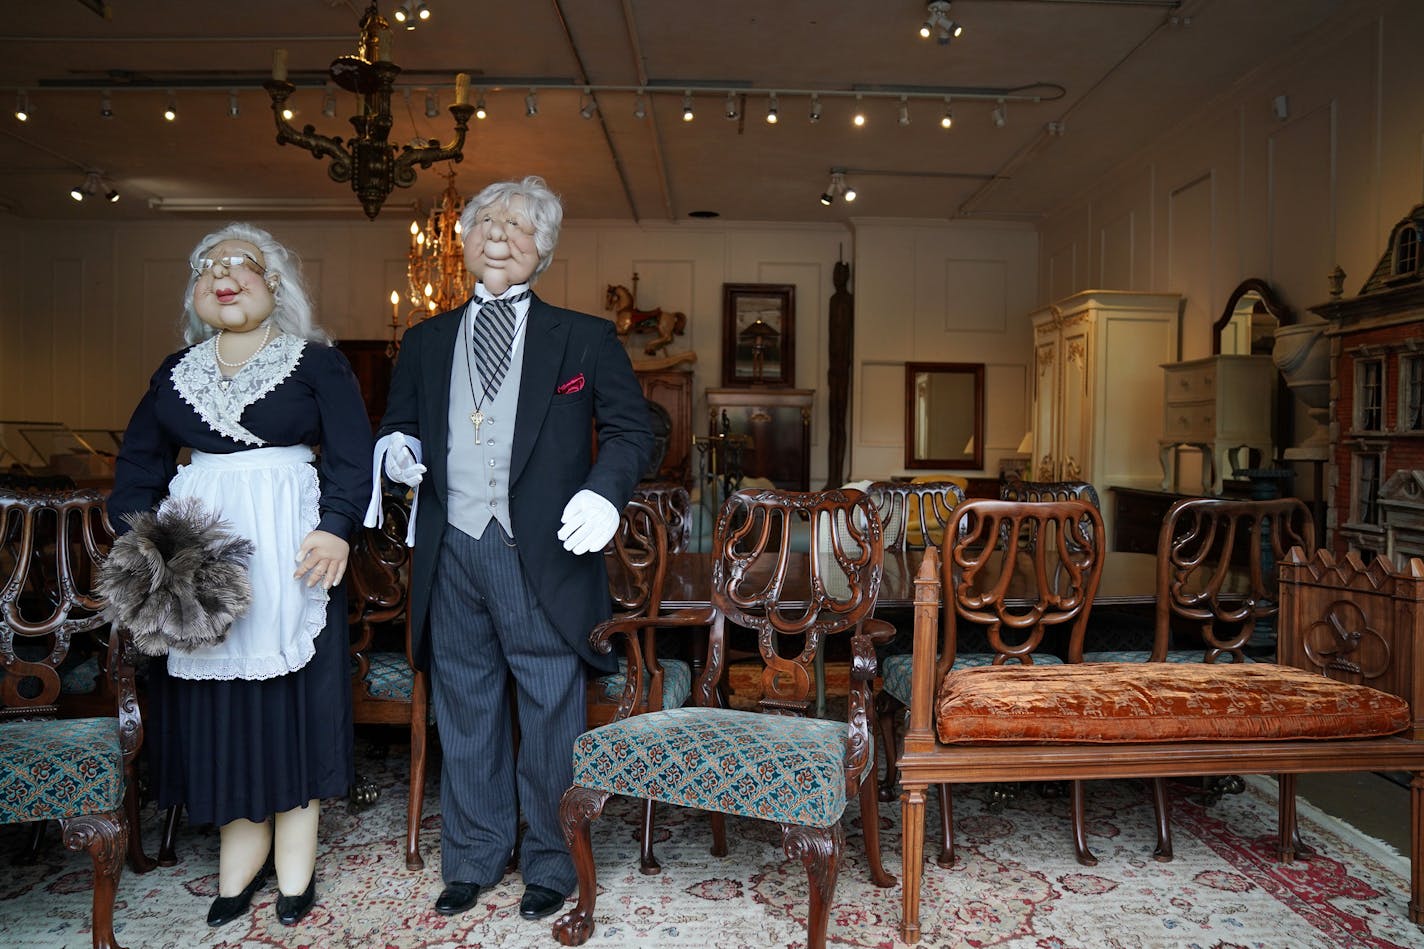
2, 743, 1422, 949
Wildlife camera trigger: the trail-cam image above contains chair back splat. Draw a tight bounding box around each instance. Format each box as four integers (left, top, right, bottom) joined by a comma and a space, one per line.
1148, 496, 1314, 664
711, 488, 883, 718
864, 480, 965, 553
941, 498, 1105, 677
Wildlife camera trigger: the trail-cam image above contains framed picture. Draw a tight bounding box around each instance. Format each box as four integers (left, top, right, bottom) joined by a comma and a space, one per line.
722, 283, 795, 387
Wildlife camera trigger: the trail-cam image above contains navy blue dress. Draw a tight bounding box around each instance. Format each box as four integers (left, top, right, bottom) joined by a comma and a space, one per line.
109, 338, 373, 825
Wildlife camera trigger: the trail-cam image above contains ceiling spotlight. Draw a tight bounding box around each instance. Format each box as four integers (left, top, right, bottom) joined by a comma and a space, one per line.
104, 182, 120, 203
766, 92, 779, 125
475, 91, 487, 120
70, 170, 100, 202
940, 98, 954, 129
682, 91, 694, 122
898, 96, 910, 127
14, 89, 29, 122
632, 92, 646, 120
920, 1, 962, 45
525, 89, 538, 117
852, 95, 865, 128
991, 100, 1006, 127
394, 0, 416, 29
163, 91, 177, 122
322, 89, 336, 117
724, 91, 739, 121
820, 170, 855, 206
415, 1, 431, 21
425, 90, 439, 118
579, 89, 597, 119
228, 89, 241, 118
809, 93, 821, 123
100, 91, 113, 119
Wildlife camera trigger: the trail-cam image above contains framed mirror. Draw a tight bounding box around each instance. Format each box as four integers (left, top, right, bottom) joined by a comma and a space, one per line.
904, 362, 984, 470
1212, 277, 1295, 355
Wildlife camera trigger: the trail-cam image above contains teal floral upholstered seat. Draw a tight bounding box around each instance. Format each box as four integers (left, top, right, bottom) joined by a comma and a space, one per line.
574, 707, 850, 826
0, 718, 125, 822
555, 488, 897, 949
1, 487, 153, 949
591, 656, 692, 710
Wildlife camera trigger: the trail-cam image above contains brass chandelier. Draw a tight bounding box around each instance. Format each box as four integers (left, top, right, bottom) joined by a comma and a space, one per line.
405, 168, 473, 319
262, 3, 474, 220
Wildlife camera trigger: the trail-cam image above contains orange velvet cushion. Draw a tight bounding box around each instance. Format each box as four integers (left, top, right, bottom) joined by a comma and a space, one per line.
935, 662, 1411, 744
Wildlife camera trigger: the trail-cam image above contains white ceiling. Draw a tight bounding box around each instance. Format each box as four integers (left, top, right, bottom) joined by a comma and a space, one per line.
0, 0, 1351, 224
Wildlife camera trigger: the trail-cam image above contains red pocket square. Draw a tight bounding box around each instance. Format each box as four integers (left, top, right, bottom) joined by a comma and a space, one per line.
556, 373, 586, 395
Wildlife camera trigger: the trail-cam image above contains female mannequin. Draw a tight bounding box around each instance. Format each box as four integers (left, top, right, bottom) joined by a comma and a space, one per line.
108, 223, 371, 926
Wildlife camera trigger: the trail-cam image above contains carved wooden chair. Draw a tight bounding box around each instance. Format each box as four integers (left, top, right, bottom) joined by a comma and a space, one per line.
631, 481, 693, 553
998, 474, 1101, 552
553, 488, 896, 949
873, 483, 1070, 801
583, 499, 690, 873
1070, 496, 1315, 863
1, 488, 153, 949
345, 490, 428, 870
927, 499, 1103, 863
864, 480, 967, 552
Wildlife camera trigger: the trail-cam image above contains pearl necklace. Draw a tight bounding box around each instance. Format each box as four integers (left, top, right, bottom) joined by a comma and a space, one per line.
215, 322, 273, 370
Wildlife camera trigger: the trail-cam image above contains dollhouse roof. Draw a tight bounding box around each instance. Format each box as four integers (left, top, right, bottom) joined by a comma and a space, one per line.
1359, 204, 1424, 294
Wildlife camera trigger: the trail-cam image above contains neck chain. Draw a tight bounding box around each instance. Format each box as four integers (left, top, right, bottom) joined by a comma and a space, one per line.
463, 299, 523, 445
215, 322, 274, 370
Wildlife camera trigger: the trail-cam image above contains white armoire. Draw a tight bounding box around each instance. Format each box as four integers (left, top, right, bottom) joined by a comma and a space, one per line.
1028, 290, 1182, 536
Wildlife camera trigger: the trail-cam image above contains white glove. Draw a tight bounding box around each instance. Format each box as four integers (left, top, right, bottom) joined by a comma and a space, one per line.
557, 489, 619, 555
383, 434, 426, 487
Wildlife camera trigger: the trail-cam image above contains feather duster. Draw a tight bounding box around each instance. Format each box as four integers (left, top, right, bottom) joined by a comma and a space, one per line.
99, 496, 255, 657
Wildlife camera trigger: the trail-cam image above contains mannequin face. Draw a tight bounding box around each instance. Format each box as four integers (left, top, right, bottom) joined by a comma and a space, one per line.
192, 239, 277, 333
463, 195, 540, 296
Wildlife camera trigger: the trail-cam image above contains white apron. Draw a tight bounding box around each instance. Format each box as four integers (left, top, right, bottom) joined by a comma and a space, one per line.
164, 445, 329, 681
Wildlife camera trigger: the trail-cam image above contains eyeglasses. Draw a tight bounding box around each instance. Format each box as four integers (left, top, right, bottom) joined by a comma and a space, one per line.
193, 254, 266, 277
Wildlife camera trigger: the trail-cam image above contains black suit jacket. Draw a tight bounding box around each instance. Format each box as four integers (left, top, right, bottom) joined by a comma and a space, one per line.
378, 294, 652, 673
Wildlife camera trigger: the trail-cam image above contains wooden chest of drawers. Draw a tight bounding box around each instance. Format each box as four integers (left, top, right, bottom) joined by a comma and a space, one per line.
1158, 355, 1276, 495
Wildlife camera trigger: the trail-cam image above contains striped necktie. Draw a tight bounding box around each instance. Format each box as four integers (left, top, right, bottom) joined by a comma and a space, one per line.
472, 291, 529, 395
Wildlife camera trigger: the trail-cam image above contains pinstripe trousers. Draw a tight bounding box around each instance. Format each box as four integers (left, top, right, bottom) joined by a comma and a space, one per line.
428, 523, 585, 893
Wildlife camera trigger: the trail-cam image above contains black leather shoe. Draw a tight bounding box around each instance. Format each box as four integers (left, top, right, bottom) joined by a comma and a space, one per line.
434, 881, 483, 916
275, 874, 316, 926
519, 884, 567, 920
207, 862, 270, 927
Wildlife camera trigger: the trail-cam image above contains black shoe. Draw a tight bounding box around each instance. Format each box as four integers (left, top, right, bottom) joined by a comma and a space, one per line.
434, 881, 483, 916
275, 874, 316, 926
206, 862, 270, 927
519, 884, 567, 920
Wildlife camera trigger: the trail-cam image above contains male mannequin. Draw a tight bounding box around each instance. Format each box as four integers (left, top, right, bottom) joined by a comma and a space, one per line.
369, 176, 652, 920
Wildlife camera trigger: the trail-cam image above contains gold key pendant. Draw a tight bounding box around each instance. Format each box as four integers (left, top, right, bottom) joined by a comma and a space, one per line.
470, 408, 485, 444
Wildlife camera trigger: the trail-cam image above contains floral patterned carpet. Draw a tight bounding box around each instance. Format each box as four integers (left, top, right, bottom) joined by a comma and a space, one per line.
1, 739, 1421, 949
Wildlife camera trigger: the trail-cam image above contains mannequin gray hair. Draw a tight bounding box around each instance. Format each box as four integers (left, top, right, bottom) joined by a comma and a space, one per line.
180, 223, 328, 345
460, 175, 563, 282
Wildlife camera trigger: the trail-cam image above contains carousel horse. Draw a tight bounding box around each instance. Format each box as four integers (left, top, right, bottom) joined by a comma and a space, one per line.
605, 284, 687, 356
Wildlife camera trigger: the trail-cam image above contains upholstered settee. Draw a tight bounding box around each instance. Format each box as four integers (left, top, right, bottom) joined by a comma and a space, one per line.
895, 544, 1424, 944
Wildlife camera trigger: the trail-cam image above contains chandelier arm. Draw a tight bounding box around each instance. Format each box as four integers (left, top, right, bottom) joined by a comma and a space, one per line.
392, 103, 475, 188
264, 79, 353, 183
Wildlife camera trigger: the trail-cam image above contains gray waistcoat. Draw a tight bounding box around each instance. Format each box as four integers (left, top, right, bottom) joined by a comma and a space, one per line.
447, 307, 526, 540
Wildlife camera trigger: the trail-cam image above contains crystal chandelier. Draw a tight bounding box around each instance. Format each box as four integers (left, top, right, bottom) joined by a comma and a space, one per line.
262, 3, 473, 220
405, 168, 473, 319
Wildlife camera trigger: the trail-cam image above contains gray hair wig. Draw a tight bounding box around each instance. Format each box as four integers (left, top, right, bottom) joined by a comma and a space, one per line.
459, 175, 563, 283
181, 223, 328, 345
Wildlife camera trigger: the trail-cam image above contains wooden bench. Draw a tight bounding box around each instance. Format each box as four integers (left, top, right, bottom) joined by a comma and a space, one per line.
897, 535, 1424, 943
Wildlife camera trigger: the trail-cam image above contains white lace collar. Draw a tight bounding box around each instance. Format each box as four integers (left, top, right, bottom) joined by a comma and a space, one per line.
171, 333, 305, 446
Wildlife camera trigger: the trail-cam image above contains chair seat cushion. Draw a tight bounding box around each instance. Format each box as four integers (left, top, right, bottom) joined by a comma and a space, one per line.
572, 707, 848, 826
591, 658, 692, 709
881, 651, 1063, 706
361, 651, 414, 700
0, 718, 124, 822
935, 662, 1411, 744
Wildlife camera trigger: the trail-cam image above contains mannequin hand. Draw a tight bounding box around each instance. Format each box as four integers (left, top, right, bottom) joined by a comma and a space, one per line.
383, 434, 426, 486
557, 489, 619, 555
294, 530, 350, 589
